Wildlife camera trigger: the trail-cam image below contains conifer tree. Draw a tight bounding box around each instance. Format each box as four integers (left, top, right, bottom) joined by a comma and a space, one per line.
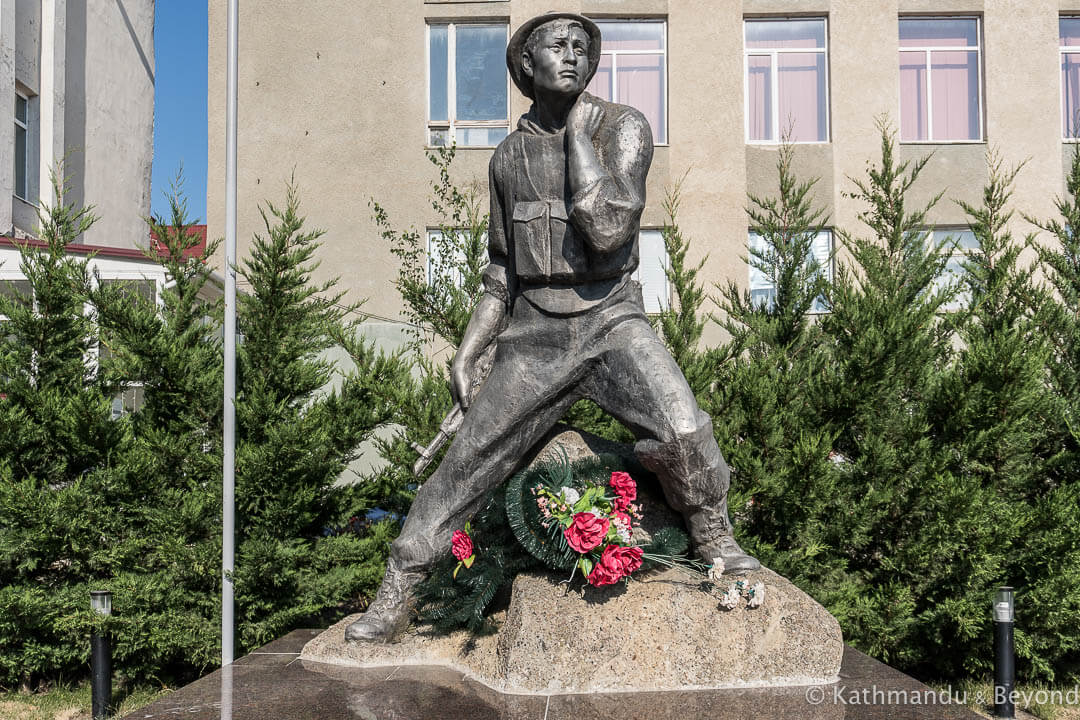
707, 141, 835, 578
1022, 144, 1080, 682
0, 174, 129, 688
902, 152, 1070, 679
81, 178, 226, 679
0, 174, 118, 482
938, 153, 1059, 495
654, 177, 718, 398
231, 183, 409, 648
801, 121, 959, 669
1028, 144, 1080, 438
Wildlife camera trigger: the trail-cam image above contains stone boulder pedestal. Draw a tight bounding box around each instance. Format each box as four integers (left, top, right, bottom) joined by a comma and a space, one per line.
302, 428, 844, 693
303, 564, 843, 694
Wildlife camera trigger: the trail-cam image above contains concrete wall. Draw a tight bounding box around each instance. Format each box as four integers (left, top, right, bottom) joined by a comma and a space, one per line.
207, 0, 1070, 347
14, 0, 39, 89
69, 0, 155, 247
4, 0, 153, 246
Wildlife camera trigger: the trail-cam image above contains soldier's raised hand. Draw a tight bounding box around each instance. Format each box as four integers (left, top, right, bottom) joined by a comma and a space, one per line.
567, 93, 604, 140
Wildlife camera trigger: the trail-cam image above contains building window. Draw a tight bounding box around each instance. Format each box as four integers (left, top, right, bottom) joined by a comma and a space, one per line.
14, 92, 29, 200
929, 227, 978, 311
0, 278, 32, 311
744, 18, 829, 143
427, 229, 467, 288
97, 278, 157, 417
428, 23, 509, 147
634, 229, 670, 313
748, 229, 831, 313
899, 17, 983, 143
586, 20, 667, 144
1061, 18, 1080, 138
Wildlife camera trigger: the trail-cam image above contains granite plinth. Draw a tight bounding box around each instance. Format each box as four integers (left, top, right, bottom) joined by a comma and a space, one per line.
122, 631, 985, 720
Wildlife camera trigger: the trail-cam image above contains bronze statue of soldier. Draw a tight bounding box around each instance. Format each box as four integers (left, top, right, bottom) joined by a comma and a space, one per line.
347, 12, 759, 644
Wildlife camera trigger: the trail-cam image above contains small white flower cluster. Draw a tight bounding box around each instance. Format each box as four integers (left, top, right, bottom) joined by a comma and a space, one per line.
748, 581, 765, 608
707, 557, 725, 581
717, 578, 766, 610
719, 585, 741, 609
612, 515, 633, 543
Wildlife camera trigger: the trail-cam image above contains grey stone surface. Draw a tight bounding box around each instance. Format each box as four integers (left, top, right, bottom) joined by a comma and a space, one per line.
125, 630, 984, 719
303, 563, 843, 694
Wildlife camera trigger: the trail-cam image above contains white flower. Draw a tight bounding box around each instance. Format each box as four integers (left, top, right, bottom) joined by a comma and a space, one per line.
561, 487, 581, 506
613, 517, 632, 543
719, 584, 741, 610
747, 582, 765, 608
707, 557, 725, 581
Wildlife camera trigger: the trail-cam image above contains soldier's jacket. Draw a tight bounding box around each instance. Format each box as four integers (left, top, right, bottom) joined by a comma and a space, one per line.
483, 92, 655, 316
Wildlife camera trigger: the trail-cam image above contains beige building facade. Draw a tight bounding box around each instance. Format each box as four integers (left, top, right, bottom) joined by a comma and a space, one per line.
2, 0, 155, 246
207, 0, 1074, 348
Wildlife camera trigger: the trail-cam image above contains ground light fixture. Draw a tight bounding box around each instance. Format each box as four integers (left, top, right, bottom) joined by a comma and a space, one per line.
90, 590, 112, 720
993, 586, 1015, 719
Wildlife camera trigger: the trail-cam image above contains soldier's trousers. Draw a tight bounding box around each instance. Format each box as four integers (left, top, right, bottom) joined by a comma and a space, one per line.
392, 281, 734, 572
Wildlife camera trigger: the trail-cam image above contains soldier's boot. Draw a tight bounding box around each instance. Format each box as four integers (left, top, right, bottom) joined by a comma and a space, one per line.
344, 557, 424, 643
689, 504, 761, 574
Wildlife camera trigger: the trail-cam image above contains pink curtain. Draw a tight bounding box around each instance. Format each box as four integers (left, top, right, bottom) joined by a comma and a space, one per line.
931, 51, 979, 141
747, 55, 772, 141
900, 51, 928, 141
585, 53, 665, 143
900, 50, 978, 141
1065, 54, 1080, 137
587, 55, 614, 101
618, 54, 665, 143
778, 53, 826, 142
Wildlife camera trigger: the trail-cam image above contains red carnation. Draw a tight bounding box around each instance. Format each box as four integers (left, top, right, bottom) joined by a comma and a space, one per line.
451, 529, 474, 561
564, 512, 610, 553
609, 471, 637, 503
587, 544, 644, 586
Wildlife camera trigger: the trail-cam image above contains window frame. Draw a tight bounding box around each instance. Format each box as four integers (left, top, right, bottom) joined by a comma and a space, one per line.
426, 21, 511, 149
588, 18, 669, 146
743, 16, 831, 145
897, 16, 985, 145
0, 275, 34, 321
1061, 16, 1080, 140
634, 227, 671, 314
928, 226, 977, 311
747, 228, 833, 314
426, 227, 474, 288
14, 90, 30, 201
93, 274, 162, 418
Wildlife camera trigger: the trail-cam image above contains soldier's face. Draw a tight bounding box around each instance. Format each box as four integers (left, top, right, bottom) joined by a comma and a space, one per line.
524, 21, 591, 97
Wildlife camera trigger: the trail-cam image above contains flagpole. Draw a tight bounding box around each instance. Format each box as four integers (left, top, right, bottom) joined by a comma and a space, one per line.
222, 0, 239, 667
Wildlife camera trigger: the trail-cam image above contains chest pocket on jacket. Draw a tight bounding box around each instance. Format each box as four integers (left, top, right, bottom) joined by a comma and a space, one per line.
513, 200, 574, 280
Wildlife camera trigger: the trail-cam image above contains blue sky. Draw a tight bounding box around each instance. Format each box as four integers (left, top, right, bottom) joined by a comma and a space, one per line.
151, 1, 208, 223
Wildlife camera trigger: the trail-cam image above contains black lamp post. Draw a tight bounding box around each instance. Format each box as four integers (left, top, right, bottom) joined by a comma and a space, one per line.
993, 586, 1015, 719
90, 590, 112, 720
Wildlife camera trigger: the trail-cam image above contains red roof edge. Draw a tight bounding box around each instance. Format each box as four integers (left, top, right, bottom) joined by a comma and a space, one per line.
0, 225, 208, 262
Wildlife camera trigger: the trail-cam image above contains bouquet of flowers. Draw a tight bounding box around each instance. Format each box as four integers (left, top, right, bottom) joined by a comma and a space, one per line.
414, 453, 764, 634
533, 469, 645, 586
